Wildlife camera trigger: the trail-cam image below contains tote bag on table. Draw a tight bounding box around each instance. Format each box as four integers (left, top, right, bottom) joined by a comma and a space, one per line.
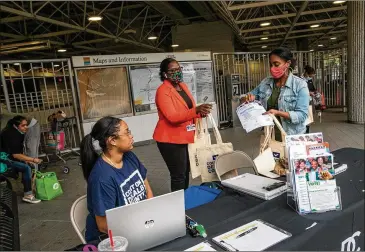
196, 114, 234, 182
188, 118, 211, 179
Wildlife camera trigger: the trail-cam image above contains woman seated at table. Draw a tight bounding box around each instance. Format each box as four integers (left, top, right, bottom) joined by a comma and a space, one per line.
0, 116, 42, 203
240, 47, 310, 140
80, 116, 154, 242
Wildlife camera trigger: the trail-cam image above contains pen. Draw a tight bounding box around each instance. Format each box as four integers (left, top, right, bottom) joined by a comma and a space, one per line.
220, 240, 239, 251
235, 226, 258, 239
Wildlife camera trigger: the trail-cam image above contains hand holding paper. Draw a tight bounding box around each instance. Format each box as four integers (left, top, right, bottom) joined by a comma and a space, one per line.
236, 101, 274, 133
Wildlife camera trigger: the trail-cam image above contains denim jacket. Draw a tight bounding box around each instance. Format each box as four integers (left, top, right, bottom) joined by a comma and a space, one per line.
246, 73, 310, 135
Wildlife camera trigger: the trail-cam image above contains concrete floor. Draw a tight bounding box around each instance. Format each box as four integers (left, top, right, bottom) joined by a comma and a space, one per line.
9, 109, 365, 250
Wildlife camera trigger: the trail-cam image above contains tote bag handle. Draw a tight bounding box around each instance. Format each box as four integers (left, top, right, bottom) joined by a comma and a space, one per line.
208, 114, 223, 144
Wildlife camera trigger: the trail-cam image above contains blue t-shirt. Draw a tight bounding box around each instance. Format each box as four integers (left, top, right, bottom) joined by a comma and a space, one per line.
85, 151, 147, 242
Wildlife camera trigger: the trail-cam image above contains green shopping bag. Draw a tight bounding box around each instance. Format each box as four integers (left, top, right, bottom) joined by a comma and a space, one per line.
0, 152, 9, 174
35, 171, 63, 200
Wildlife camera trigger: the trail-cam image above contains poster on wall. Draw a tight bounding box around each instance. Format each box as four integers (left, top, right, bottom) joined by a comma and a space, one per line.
75, 66, 132, 120
129, 61, 214, 114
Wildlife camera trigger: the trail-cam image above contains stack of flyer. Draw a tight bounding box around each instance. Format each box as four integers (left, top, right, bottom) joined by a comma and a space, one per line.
285, 133, 342, 214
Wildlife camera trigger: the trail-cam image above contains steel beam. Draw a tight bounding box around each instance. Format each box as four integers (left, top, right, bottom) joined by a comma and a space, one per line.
0, 15, 28, 23
188, 1, 216, 21
240, 17, 347, 33
145, 1, 189, 25
0, 5, 164, 51
236, 6, 347, 24
228, 0, 292, 11
308, 21, 347, 47
280, 1, 308, 46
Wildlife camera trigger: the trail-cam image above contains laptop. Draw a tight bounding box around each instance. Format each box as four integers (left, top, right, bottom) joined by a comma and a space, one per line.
106, 190, 186, 251
254, 148, 280, 178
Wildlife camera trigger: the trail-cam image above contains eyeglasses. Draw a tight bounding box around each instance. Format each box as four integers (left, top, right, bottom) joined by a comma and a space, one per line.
167, 67, 183, 73
116, 129, 132, 137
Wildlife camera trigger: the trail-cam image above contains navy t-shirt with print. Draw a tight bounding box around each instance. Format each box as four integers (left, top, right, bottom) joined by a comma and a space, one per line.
85, 151, 147, 242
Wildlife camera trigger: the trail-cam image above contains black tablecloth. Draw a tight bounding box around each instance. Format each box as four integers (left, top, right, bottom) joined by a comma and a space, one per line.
152, 148, 365, 251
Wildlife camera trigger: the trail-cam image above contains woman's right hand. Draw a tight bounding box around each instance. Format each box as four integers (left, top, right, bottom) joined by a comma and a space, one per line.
240, 94, 255, 104
196, 104, 212, 116
33, 158, 43, 164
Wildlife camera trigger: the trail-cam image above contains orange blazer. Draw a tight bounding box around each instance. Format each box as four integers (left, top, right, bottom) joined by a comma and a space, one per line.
153, 80, 200, 144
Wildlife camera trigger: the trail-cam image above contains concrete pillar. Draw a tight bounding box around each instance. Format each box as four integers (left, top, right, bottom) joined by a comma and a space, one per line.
347, 1, 365, 124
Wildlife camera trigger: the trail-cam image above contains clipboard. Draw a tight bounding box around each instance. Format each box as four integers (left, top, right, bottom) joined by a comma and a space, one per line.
212, 219, 292, 251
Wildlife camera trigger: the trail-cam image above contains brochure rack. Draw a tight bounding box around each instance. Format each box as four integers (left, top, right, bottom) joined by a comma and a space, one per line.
285, 133, 343, 215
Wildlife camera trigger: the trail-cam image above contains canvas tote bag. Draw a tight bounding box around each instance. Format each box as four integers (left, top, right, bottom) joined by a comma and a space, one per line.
259, 114, 287, 160
188, 118, 211, 179
196, 114, 234, 182
305, 105, 314, 126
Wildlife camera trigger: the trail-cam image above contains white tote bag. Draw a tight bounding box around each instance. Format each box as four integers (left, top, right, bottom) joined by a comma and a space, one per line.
188, 118, 211, 179
259, 114, 287, 160
305, 105, 314, 126
196, 114, 234, 182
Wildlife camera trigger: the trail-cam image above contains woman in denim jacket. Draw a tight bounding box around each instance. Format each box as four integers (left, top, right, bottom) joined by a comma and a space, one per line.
240, 47, 310, 140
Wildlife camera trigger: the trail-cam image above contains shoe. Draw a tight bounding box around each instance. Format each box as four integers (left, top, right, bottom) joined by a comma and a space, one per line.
22, 195, 41, 204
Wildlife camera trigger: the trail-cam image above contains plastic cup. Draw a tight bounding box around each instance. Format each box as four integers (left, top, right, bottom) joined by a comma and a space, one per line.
98, 236, 128, 251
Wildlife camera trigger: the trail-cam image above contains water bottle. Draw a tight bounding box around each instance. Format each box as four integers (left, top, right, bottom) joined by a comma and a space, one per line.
185, 215, 207, 238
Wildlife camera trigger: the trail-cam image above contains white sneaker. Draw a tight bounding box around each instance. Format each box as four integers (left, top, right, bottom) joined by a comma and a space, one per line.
23, 195, 41, 204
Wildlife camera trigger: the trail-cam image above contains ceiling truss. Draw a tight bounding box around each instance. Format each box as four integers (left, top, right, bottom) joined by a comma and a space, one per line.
0, 1, 349, 59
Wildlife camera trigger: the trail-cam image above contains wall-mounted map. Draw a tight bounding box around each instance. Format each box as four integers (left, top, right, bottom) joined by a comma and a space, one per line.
129, 61, 214, 114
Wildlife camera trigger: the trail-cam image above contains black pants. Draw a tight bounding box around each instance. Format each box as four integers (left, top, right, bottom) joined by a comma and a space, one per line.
157, 142, 190, 192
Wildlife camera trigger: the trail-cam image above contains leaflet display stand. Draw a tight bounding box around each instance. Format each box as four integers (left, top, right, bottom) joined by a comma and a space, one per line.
284, 133, 343, 215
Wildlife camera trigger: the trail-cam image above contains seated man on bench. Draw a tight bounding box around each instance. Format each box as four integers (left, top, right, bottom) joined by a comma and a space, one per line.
0, 116, 42, 204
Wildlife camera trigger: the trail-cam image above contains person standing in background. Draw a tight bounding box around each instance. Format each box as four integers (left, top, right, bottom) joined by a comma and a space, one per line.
153, 58, 212, 192
301, 65, 316, 133
24, 118, 41, 171
240, 47, 310, 140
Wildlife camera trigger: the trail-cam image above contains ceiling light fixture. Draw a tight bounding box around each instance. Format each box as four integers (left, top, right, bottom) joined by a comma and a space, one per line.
310, 49, 314, 52
54, 64, 60, 67
262, 45, 267, 48
148, 35, 158, 40
171, 44, 179, 48
333, 1, 345, 4
261, 37, 269, 40
318, 44, 324, 47
260, 22, 271, 27
330, 37, 337, 40
57, 49, 67, 52
310, 24, 320, 28
13, 63, 20, 66
88, 16, 103, 21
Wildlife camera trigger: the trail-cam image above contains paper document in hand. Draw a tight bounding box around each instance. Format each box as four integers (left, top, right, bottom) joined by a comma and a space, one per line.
236, 102, 273, 133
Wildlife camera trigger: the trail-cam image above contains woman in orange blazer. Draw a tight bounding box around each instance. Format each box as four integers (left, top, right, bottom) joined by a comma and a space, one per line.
153, 58, 212, 192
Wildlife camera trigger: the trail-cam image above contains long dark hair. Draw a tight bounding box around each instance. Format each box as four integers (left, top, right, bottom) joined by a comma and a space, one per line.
159, 58, 177, 81
7, 115, 27, 128
80, 116, 122, 180
304, 65, 315, 75
269, 47, 297, 71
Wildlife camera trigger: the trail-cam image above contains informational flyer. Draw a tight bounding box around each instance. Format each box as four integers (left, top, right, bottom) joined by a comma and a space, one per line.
291, 153, 340, 213
307, 180, 340, 212
236, 101, 273, 133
